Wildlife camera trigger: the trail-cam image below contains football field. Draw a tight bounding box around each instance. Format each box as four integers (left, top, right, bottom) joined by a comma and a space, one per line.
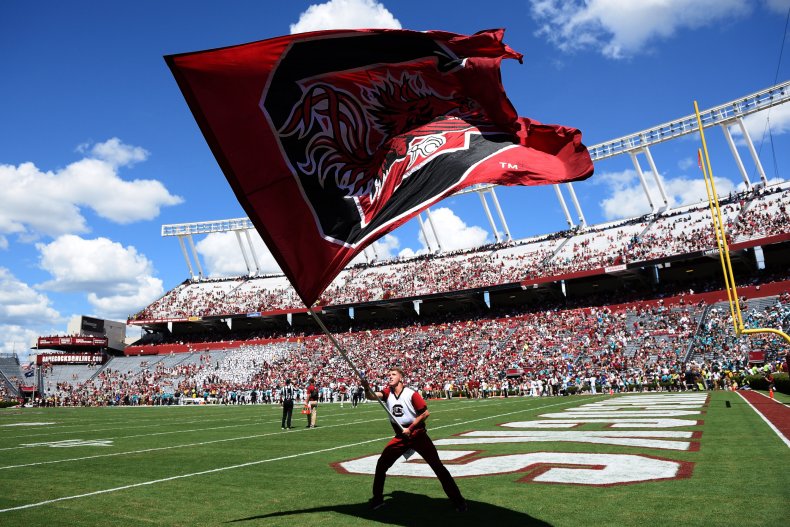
1, 392, 788, 526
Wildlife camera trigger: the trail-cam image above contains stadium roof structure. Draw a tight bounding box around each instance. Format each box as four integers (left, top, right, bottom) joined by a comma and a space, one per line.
161, 81, 790, 281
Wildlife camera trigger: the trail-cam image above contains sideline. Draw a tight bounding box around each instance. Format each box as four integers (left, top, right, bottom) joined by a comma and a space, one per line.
736, 390, 790, 449
0, 398, 581, 512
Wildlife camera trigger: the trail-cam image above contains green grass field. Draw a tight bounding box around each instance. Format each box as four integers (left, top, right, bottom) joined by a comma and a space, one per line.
1, 392, 787, 527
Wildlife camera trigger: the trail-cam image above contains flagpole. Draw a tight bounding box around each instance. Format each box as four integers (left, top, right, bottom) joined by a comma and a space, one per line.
307, 307, 405, 433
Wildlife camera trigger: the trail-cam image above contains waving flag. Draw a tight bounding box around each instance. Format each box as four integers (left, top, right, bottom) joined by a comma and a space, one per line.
166, 28, 593, 306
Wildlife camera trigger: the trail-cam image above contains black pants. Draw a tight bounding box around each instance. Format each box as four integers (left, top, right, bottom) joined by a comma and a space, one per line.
281, 399, 293, 428
373, 430, 463, 504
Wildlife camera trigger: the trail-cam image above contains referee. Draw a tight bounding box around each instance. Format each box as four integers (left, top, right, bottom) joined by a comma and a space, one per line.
280, 379, 295, 430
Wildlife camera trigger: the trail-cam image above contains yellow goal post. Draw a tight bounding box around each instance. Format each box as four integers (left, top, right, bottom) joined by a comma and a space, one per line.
693, 101, 790, 345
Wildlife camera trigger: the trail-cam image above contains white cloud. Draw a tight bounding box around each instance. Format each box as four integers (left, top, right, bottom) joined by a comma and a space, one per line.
89, 137, 149, 168
196, 231, 282, 277
371, 234, 400, 259
0, 162, 88, 237
598, 168, 736, 220
730, 103, 790, 144
418, 207, 489, 251
398, 247, 418, 259
86, 275, 165, 321
765, 0, 790, 14
36, 235, 164, 319
59, 158, 183, 224
0, 324, 43, 359
677, 157, 695, 170
349, 234, 401, 265
0, 140, 182, 239
290, 0, 401, 34
530, 0, 750, 59
0, 267, 60, 326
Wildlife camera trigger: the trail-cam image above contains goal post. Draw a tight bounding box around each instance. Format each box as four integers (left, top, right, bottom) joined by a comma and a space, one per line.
693, 100, 789, 345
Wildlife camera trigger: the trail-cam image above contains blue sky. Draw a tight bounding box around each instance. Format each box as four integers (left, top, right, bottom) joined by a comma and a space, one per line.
1, 0, 789, 353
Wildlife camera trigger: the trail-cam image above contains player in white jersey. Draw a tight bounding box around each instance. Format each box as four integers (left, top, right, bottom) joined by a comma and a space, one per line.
363, 366, 467, 512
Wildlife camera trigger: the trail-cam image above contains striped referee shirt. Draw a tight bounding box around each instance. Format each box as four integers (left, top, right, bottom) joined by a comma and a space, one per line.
280, 385, 294, 401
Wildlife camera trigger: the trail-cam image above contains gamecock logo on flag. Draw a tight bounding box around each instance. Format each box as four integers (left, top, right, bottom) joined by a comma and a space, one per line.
166, 29, 593, 305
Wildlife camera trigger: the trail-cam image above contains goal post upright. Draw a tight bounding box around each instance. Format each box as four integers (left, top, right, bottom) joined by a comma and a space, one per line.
693, 101, 790, 345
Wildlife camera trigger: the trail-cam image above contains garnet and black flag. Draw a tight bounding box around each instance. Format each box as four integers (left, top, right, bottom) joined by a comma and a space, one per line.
166, 28, 594, 306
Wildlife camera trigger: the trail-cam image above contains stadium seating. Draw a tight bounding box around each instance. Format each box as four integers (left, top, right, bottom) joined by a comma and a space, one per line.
0, 356, 22, 397
129, 182, 790, 320
15, 182, 787, 407
37, 288, 788, 406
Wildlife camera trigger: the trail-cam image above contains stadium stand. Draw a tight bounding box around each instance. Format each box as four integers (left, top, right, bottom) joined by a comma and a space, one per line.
0, 355, 22, 397
129, 182, 790, 320
13, 180, 786, 407
35, 283, 788, 406
688, 292, 790, 365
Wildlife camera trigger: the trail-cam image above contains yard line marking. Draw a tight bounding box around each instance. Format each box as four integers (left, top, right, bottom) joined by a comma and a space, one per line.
0, 417, 380, 471
0, 422, 55, 427
0, 398, 581, 512
0, 413, 270, 439
0, 408, 382, 451
0, 403, 311, 432
0, 417, 268, 451
0, 399, 508, 460
0, 400, 430, 439
0, 403, 339, 440
736, 391, 790, 449
0, 399, 510, 451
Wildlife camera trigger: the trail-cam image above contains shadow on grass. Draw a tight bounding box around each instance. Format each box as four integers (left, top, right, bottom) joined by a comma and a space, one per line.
228, 490, 552, 526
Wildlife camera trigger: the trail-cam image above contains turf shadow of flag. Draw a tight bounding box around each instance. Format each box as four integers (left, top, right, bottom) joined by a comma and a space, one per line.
165, 28, 594, 306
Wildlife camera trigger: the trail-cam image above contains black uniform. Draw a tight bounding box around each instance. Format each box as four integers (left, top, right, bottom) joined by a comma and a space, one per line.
280, 382, 295, 429
353, 385, 364, 407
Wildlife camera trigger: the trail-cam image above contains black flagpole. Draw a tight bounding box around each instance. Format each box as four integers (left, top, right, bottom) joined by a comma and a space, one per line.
307, 307, 405, 433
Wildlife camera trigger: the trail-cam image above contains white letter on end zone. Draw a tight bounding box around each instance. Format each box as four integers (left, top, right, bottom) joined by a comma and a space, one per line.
336, 450, 690, 486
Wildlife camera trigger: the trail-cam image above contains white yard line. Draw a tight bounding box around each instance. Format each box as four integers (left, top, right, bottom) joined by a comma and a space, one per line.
736, 391, 790, 449
0, 399, 508, 452
0, 408, 378, 452
0, 413, 272, 440
0, 405, 364, 441
0, 418, 261, 450
0, 398, 579, 513
0, 399, 507, 463
0, 400, 441, 439
0, 417, 381, 471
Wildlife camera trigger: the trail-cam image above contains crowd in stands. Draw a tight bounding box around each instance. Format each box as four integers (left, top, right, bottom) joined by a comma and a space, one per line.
732, 187, 790, 240
691, 292, 790, 364
0, 381, 11, 402
129, 184, 790, 321
34, 288, 788, 407
9, 181, 785, 406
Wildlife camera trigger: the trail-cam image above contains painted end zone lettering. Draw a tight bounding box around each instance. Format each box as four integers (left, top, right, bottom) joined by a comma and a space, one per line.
499, 419, 703, 429
334, 394, 705, 486
333, 450, 693, 486
435, 430, 701, 451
